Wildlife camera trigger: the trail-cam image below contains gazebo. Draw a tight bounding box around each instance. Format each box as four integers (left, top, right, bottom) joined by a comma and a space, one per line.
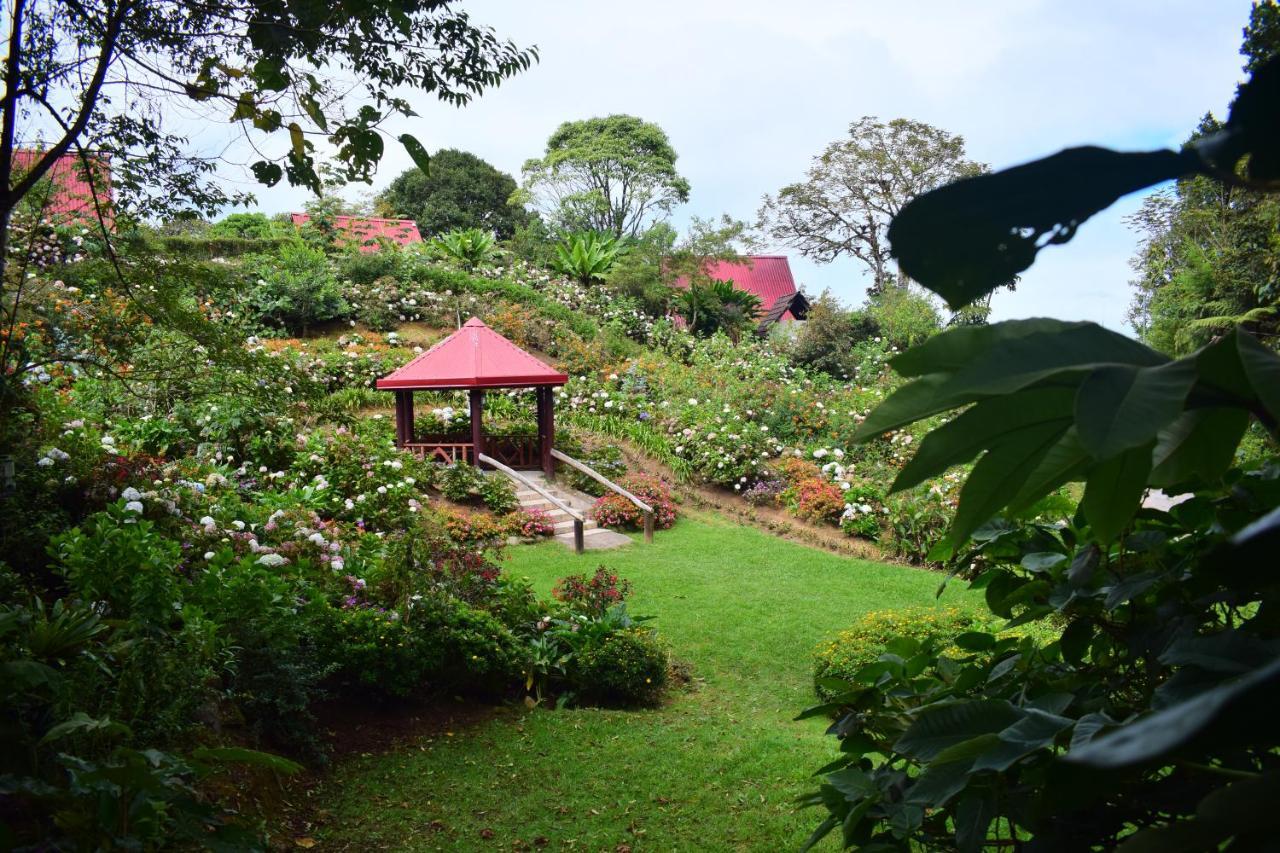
375, 318, 567, 476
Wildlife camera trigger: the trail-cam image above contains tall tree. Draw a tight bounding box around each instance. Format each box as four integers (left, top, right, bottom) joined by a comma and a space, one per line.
519, 114, 690, 238
376, 149, 527, 238
1128, 3, 1280, 354
0, 0, 536, 284
757, 117, 984, 293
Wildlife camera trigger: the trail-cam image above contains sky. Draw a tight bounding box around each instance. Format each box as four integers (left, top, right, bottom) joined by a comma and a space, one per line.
243, 0, 1257, 334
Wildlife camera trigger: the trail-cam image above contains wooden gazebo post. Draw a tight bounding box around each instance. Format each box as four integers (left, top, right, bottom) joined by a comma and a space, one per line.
393, 390, 415, 447
537, 385, 555, 477
469, 388, 485, 464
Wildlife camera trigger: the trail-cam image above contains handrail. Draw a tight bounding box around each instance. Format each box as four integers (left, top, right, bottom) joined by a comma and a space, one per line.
477, 452, 586, 554
550, 449, 651, 513
550, 448, 655, 544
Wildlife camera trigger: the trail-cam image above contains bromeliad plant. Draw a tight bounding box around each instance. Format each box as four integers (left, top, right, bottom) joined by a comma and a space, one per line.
802, 52, 1280, 852
552, 231, 625, 284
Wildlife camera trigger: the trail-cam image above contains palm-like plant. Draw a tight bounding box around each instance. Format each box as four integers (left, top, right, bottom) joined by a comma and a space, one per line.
673, 278, 762, 341
552, 232, 624, 284
433, 228, 496, 271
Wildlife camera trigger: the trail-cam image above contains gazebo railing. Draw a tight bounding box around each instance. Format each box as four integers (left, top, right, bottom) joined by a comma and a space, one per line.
403, 434, 539, 469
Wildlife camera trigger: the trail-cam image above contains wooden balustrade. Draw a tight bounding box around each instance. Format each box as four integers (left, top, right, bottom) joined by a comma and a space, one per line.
402, 434, 540, 469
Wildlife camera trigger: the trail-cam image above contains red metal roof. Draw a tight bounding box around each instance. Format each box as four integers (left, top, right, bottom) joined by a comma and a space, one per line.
376, 317, 568, 390
673, 255, 799, 309
13, 149, 112, 226
289, 213, 422, 252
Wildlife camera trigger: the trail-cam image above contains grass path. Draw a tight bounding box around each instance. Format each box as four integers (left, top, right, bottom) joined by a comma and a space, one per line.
301, 514, 976, 851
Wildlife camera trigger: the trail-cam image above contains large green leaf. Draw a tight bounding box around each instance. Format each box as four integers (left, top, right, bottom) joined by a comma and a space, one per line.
1237, 329, 1280, 423
970, 709, 1074, 772
892, 387, 1076, 493
1006, 427, 1090, 513
941, 323, 1166, 400
1064, 656, 1280, 769
1149, 408, 1250, 488
39, 712, 130, 745
1081, 442, 1154, 545
937, 420, 1072, 559
895, 700, 1022, 762
890, 318, 1081, 377
860, 323, 1165, 444
853, 373, 952, 440
955, 793, 996, 853
1074, 360, 1198, 460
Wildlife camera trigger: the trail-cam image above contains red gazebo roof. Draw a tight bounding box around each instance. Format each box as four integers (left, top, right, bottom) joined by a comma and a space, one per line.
376, 318, 568, 390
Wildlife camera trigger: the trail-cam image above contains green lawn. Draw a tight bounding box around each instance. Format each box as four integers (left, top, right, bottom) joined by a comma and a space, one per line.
300, 515, 977, 851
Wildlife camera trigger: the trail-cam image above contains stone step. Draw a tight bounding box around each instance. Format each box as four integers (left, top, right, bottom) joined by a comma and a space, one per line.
553, 527, 633, 550
552, 518, 596, 532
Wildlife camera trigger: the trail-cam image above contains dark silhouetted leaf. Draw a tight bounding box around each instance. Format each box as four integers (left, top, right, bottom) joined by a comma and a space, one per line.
1065, 657, 1280, 769
895, 700, 1021, 762
399, 133, 432, 177
1150, 408, 1250, 487
889, 146, 1199, 309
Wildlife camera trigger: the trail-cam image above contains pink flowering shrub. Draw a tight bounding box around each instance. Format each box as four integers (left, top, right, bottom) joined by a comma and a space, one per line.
590, 473, 677, 530
553, 565, 632, 617
507, 507, 556, 538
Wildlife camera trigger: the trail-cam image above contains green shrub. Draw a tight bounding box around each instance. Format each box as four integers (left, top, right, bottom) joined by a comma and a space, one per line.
572, 629, 668, 705
437, 462, 485, 503
189, 555, 333, 757
51, 501, 182, 629
812, 607, 985, 701
561, 443, 627, 496
244, 242, 348, 334
479, 473, 518, 514
552, 231, 624, 284
433, 228, 496, 270
318, 605, 445, 698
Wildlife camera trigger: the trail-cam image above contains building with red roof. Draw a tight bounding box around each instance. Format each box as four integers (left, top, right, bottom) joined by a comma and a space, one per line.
673, 255, 810, 334
289, 213, 422, 252
12, 149, 112, 227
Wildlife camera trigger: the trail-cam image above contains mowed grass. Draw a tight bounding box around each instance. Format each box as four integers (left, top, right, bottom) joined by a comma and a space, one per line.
302, 515, 979, 851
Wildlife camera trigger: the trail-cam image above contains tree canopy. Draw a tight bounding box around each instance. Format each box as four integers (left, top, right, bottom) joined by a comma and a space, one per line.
0, 0, 536, 269
519, 114, 690, 238
1128, 3, 1280, 355
758, 117, 983, 293
376, 149, 527, 239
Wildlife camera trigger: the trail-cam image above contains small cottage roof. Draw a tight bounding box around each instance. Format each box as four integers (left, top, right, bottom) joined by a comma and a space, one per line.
375, 318, 568, 390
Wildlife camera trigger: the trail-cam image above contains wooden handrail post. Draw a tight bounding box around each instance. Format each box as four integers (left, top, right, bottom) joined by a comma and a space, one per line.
573, 518, 584, 554
644, 510, 654, 544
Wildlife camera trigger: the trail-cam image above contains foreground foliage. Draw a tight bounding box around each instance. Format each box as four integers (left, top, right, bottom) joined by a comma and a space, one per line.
802, 38, 1280, 853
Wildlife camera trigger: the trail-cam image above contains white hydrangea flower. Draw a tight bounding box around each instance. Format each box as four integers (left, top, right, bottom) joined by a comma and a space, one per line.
256, 553, 288, 567
124, 501, 144, 513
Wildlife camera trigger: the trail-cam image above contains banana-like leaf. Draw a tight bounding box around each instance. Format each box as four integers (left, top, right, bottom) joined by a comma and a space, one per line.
1073, 360, 1198, 460
1081, 442, 1154, 545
